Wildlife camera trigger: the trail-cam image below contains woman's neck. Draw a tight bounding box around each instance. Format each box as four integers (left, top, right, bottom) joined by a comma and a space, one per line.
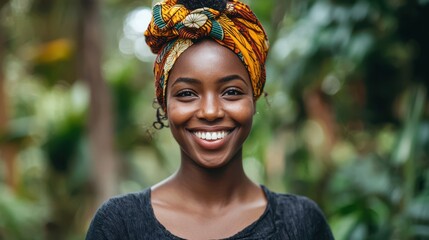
150, 151, 268, 240
168, 150, 256, 208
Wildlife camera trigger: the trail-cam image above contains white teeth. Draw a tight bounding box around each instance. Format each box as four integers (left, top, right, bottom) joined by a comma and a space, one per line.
193, 131, 230, 141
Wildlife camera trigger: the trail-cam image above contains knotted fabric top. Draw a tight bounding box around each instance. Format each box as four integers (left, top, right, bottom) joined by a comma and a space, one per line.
144, 0, 269, 111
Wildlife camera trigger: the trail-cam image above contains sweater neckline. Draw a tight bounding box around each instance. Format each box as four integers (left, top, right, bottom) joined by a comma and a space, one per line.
146, 185, 274, 239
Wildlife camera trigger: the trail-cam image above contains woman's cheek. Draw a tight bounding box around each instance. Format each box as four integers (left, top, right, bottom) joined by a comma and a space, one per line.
167, 101, 195, 123
227, 99, 255, 118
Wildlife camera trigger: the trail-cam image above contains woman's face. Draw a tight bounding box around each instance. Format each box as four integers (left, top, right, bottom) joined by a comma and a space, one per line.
166, 40, 255, 168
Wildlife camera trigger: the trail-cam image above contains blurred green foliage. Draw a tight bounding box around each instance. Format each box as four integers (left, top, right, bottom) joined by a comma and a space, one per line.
0, 0, 428, 239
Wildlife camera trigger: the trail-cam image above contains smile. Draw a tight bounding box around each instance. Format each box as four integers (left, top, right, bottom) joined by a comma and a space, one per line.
192, 131, 231, 141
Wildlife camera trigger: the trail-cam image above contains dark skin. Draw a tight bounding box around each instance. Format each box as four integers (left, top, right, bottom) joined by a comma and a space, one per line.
151, 40, 267, 239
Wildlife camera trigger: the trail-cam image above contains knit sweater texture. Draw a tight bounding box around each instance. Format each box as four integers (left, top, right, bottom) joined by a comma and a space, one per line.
86, 186, 334, 239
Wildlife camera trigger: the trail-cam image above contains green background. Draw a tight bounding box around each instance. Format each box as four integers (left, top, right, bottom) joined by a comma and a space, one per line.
0, 0, 428, 239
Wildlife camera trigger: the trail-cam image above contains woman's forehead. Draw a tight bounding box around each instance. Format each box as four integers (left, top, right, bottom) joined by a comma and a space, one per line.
168, 40, 250, 84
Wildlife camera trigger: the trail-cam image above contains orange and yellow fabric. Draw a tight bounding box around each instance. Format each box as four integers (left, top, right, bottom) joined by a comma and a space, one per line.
145, 0, 269, 111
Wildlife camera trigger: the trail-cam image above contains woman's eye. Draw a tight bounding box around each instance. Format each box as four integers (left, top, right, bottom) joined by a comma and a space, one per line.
224, 89, 243, 96
176, 90, 195, 98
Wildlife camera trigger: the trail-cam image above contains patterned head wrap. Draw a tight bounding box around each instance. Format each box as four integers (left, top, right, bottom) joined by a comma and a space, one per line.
144, 0, 269, 111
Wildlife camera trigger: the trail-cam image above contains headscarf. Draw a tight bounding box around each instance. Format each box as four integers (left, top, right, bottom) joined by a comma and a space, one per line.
144, 0, 269, 111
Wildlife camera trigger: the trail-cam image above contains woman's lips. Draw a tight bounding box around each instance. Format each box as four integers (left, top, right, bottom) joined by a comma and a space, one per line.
188, 129, 235, 150
192, 130, 230, 140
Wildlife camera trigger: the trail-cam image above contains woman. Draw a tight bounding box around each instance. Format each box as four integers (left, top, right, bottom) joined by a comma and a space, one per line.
86, 0, 334, 239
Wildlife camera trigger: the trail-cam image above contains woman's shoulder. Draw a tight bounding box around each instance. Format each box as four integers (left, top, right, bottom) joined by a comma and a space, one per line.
86, 188, 154, 239
99, 188, 151, 212
91, 188, 153, 225
268, 190, 322, 216
263, 187, 335, 239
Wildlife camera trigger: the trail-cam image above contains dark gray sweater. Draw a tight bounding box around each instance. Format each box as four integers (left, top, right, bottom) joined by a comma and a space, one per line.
86, 186, 334, 239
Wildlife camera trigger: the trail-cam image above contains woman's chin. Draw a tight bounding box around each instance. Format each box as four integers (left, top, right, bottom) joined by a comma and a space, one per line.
193, 157, 229, 169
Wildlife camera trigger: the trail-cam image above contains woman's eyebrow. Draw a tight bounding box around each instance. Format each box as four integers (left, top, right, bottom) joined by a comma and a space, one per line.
171, 77, 201, 87
171, 75, 248, 86
218, 75, 249, 86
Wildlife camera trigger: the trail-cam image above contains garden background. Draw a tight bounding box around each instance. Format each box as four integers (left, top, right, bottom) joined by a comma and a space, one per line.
0, 0, 428, 239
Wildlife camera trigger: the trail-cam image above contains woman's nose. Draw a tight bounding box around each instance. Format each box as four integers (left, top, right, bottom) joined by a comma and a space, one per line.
196, 94, 225, 121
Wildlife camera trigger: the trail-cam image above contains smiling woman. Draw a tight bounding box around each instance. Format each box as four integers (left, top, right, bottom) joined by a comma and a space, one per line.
166, 40, 254, 169
86, 0, 334, 239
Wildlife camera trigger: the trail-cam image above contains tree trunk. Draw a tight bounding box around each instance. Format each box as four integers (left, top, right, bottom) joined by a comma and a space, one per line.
0, 19, 18, 191
77, 0, 119, 212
